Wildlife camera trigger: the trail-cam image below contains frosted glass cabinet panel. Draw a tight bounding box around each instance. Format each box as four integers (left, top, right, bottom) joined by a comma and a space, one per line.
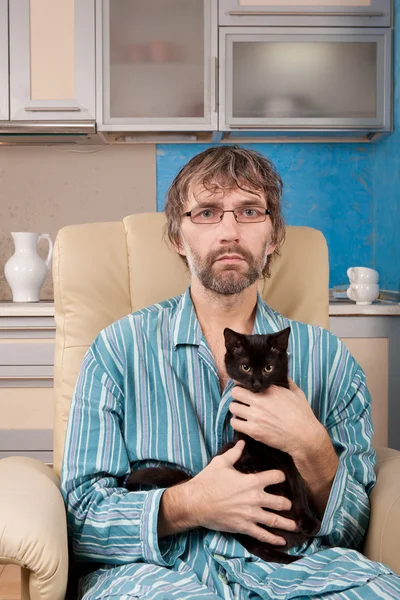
97, 0, 218, 131
0, 0, 8, 120
219, 0, 392, 27
219, 28, 391, 131
9, 0, 95, 121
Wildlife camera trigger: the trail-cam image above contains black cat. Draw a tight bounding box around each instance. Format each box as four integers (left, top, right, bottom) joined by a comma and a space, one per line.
126, 326, 321, 564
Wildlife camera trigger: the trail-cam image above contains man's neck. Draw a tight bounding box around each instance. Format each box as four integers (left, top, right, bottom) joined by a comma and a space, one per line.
189, 279, 259, 336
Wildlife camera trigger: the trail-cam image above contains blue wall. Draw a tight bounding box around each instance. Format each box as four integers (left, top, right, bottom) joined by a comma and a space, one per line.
373, 0, 400, 292
156, 3, 400, 291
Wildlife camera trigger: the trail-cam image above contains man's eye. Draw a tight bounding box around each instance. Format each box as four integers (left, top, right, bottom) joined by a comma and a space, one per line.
264, 365, 274, 373
200, 209, 215, 219
244, 209, 257, 217
241, 364, 251, 373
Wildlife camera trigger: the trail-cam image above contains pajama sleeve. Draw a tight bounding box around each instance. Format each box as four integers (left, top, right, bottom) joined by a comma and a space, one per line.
60, 331, 187, 567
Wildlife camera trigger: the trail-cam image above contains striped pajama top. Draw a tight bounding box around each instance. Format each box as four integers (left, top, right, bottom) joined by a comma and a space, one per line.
61, 286, 399, 599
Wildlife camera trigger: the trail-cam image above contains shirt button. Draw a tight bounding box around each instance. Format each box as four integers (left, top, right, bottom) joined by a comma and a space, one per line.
218, 572, 228, 584
214, 553, 226, 561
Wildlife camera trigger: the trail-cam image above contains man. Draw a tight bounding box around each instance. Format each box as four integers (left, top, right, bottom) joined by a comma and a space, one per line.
61, 146, 400, 599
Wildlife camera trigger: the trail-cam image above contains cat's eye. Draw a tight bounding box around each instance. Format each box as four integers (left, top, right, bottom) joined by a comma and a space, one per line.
241, 364, 251, 373
264, 365, 274, 373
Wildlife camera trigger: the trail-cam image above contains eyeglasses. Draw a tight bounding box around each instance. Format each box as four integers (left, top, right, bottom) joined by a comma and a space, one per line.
183, 206, 271, 224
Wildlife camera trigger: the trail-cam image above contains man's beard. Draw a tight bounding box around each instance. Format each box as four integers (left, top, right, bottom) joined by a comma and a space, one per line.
182, 240, 270, 296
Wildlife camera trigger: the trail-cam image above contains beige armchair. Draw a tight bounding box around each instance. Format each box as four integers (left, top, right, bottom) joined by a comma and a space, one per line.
1, 213, 400, 600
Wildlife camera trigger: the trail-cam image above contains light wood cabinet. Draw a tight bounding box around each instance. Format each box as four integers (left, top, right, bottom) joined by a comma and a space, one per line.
341, 337, 388, 448
9, 0, 95, 121
96, 0, 218, 132
0, 308, 55, 463
219, 27, 392, 134
330, 315, 400, 451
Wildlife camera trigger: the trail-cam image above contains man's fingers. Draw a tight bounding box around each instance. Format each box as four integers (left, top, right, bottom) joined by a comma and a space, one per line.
222, 439, 245, 465
262, 492, 292, 512
257, 509, 298, 532
247, 525, 287, 546
257, 469, 286, 487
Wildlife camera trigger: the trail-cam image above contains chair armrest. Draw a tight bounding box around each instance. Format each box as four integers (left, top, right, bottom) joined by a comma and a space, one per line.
0, 456, 68, 600
362, 447, 400, 575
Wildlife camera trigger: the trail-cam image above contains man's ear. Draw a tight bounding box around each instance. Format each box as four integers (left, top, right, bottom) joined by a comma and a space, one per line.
267, 242, 277, 256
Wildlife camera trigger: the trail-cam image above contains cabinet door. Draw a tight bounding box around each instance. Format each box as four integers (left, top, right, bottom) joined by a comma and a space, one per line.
9, 0, 95, 121
341, 338, 388, 448
0, 0, 8, 120
97, 0, 218, 131
219, 0, 391, 27
219, 27, 391, 132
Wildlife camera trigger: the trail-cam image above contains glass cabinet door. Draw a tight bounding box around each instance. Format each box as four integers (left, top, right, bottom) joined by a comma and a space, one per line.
219, 28, 391, 132
98, 0, 218, 131
219, 0, 392, 27
9, 0, 95, 121
0, 0, 9, 120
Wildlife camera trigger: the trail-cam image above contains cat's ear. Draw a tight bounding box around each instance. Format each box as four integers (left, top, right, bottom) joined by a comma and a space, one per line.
224, 328, 246, 354
270, 326, 291, 352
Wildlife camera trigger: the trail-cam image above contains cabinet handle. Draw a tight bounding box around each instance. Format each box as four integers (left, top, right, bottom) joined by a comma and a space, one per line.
24, 106, 81, 112
228, 10, 385, 17
231, 124, 370, 129
0, 327, 54, 331
0, 376, 53, 380
212, 56, 218, 114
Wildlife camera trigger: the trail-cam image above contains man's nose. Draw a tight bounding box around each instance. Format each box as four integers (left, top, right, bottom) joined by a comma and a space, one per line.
217, 211, 241, 240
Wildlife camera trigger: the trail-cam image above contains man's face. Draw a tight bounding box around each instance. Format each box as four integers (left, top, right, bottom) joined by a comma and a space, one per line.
177, 185, 277, 296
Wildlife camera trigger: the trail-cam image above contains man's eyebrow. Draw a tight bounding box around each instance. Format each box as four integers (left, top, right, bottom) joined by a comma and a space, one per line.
194, 197, 266, 207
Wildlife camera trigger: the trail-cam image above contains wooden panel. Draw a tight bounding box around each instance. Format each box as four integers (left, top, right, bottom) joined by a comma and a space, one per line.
30, 0, 75, 100
0, 340, 55, 365
0, 429, 52, 451
342, 337, 388, 448
0, 387, 54, 429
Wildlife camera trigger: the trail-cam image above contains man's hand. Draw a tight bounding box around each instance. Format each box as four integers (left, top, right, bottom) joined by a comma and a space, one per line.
229, 379, 326, 456
228, 379, 339, 518
184, 439, 298, 545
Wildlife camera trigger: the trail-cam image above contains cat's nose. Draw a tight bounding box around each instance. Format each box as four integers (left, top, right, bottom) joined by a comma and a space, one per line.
252, 381, 262, 391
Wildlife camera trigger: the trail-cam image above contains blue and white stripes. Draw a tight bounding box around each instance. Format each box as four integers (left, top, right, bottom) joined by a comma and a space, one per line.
61, 287, 399, 599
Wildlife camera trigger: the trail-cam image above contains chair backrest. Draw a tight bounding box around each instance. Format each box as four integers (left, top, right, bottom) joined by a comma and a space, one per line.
52, 212, 329, 477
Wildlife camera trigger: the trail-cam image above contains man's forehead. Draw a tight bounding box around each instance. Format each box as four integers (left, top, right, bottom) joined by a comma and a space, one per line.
187, 183, 266, 206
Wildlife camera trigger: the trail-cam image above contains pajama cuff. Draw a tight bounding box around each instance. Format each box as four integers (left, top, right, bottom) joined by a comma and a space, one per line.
140, 488, 187, 567
316, 459, 348, 538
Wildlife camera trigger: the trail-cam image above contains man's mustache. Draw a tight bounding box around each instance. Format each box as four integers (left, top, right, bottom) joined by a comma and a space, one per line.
211, 248, 249, 262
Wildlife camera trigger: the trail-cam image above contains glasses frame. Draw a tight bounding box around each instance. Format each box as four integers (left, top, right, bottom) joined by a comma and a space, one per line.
183, 206, 271, 224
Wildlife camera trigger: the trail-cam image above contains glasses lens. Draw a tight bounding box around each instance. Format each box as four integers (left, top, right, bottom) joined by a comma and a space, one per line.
191, 208, 223, 224
235, 207, 266, 223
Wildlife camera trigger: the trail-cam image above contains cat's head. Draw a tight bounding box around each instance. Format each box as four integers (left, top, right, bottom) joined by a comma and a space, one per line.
223, 327, 291, 392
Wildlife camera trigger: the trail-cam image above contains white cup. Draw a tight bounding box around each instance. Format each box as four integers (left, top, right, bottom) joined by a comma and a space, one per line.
346, 283, 380, 305
347, 266, 379, 285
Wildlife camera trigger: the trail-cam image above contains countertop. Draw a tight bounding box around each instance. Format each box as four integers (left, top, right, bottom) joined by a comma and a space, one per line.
1, 299, 400, 318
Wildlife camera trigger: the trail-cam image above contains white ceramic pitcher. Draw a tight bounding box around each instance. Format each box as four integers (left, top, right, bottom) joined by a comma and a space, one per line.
4, 232, 53, 302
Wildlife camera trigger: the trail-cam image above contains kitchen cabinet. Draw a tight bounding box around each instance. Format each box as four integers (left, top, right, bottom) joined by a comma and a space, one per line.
330, 314, 400, 451
219, 27, 392, 133
0, 0, 8, 120
96, 0, 218, 132
219, 0, 392, 28
9, 0, 95, 121
0, 306, 55, 464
